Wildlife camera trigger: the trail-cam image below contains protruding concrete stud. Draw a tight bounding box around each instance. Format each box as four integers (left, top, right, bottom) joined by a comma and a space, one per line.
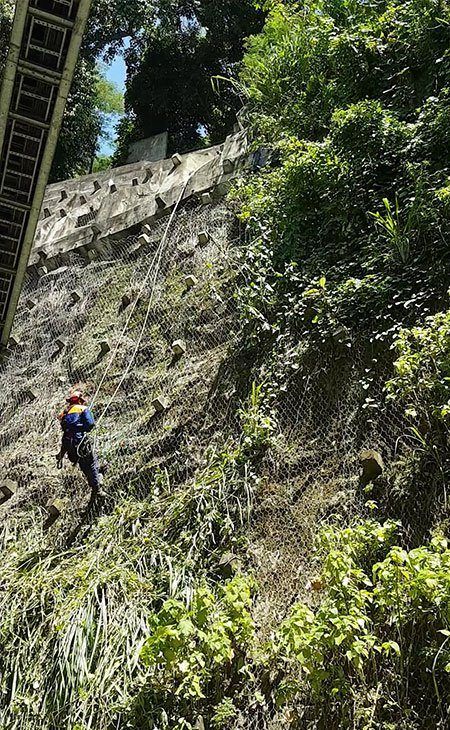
36, 249, 48, 262
360, 449, 384, 485
60, 189, 68, 201
171, 152, 183, 168
47, 498, 68, 518
25, 298, 37, 310
197, 231, 210, 247
108, 180, 118, 194
59, 209, 67, 218
132, 177, 139, 187
37, 266, 48, 277
80, 194, 87, 205
201, 192, 212, 205
138, 233, 151, 248
43, 207, 51, 218
142, 170, 153, 184
55, 336, 68, 351
99, 340, 111, 357
152, 396, 170, 413
25, 388, 37, 402
0, 479, 17, 499
184, 274, 197, 289
171, 340, 186, 357
121, 293, 131, 309
70, 289, 83, 303
141, 224, 152, 236
222, 158, 234, 174
155, 195, 166, 210
93, 180, 101, 193
8, 336, 19, 348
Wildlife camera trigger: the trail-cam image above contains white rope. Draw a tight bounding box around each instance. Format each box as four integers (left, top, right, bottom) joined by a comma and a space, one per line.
92, 162, 210, 428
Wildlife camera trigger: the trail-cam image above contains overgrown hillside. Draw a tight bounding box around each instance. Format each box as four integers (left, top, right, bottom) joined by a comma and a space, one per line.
1, 1, 450, 729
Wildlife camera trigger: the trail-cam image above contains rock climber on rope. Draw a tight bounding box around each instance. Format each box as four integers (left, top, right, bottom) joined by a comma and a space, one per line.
57, 389, 105, 497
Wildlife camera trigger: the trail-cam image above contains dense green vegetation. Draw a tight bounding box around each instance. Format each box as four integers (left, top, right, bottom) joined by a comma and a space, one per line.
1, 0, 450, 727
226, 0, 450, 725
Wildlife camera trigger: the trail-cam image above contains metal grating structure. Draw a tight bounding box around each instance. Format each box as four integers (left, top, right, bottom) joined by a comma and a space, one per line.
0, 0, 92, 351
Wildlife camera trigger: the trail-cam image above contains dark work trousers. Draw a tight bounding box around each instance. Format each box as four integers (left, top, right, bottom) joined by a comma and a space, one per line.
64, 437, 101, 492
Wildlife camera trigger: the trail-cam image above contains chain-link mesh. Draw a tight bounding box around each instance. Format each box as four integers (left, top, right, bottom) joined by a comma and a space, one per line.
0, 201, 242, 531
0, 198, 446, 729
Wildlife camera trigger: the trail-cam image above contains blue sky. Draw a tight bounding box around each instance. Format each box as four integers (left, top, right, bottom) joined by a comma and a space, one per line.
99, 41, 128, 156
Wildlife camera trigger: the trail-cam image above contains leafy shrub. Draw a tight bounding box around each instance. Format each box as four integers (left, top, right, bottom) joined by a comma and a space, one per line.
140, 576, 255, 700
387, 307, 450, 424
272, 519, 450, 726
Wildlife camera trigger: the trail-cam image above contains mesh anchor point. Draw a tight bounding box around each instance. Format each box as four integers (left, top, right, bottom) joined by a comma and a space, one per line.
184, 274, 198, 289
171, 340, 186, 357
197, 231, 210, 247
25, 388, 37, 403
70, 289, 83, 303
152, 396, 170, 413
0, 480, 17, 499
37, 266, 48, 277
121, 293, 132, 309
99, 340, 111, 357
155, 195, 166, 210
201, 192, 213, 205
47, 498, 69, 518
171, 152, 183, 168
55, 336, 68, 351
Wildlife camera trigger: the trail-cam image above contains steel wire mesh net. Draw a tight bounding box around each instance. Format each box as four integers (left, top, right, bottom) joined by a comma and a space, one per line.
0, 199, 445, 729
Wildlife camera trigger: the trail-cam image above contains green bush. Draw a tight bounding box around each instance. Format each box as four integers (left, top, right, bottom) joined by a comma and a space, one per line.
387, 307, 450, 424
272, 519, 450, 726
